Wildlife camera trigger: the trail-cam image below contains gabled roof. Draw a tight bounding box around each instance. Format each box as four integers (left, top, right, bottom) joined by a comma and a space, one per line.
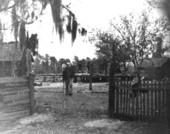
139, 57, 169, 68
0, 42, 22, 61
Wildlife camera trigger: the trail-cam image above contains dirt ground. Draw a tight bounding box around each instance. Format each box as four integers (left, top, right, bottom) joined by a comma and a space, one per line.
0, 82, 170, 134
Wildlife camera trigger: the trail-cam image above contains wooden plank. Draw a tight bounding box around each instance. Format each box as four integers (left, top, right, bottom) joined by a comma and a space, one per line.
158, 82, 161, 121
115, 88, 119, 114
0, 86, 29, 93
125, 82, 128, 116
3, 93, 29, 102
0, 103, 30, 113
1, 89, 29, 96
0, 82, 28, 89
123, 89, 126, 115
0, 110, 30, 122
162, 87, 166, 120
119, 85, 122, 114
29, 74, 35, 115
5, 99, 30, 107
143, 93, 146, 121
155, 89, 158, 121
147, 81, 150, 121
136, 91, 140, 120
0, 77, 28, 84
0, 94, 3, 102
139, 92, 143, 121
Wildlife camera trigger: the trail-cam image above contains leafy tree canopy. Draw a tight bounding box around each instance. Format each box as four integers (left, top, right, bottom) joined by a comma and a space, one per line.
90, 8, 170, 71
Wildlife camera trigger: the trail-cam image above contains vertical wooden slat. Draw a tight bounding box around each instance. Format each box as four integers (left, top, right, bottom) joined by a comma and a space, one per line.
143, 91, 146, 121
151, 81, 155, 121
146, 81, 150, 121
127, 81, 130, 117
164, 82, 168, 120
118, 81, 121, 115
142, 81, 146, 121
29, 74, 35, 115
136, 89, 139, 121
123, 88, 126, 115
164, 83, 167, 120
116, 87, 119, 115
131, 91, 135, 118
166, 81, 170, 128
155, 82, 158, 122
125, 81, 128, 117
158, 81, 161, 122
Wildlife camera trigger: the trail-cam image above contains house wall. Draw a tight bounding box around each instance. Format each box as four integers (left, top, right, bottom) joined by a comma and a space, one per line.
0, 61, 23, 77
0, 76, 35, 124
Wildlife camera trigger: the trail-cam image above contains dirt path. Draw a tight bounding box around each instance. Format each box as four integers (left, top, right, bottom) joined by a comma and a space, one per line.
0, 82, 169, 134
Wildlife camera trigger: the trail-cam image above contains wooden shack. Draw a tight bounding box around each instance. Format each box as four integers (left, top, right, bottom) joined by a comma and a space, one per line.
0, 42, 35, 124
0, 42, 22, 77
138, 57, 170, 80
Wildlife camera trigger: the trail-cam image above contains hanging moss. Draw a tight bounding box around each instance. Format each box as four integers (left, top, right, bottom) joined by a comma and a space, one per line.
28, 33, 38, 56
72, 18, 78, 43
59, 24, 64, 42
81, 28, 87, 36
19, 22, 26, 51
66, 12, 72, 33
11, 6, 19, 43
50, 0, 62, 39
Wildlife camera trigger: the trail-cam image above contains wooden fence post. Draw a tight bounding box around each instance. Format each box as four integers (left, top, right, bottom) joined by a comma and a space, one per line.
167, 82, 170, 128
29, 73, 35, 115
89, 62, 92, 91
108, 42, 116, 118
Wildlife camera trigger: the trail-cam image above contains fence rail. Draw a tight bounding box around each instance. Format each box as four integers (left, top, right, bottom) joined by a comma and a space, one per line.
0, 75, 35, 124
113, 80, 170, 122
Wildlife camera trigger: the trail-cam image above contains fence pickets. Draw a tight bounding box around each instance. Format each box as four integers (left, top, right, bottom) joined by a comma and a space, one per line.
114, 80, 170, 122
0, 75, 35, 124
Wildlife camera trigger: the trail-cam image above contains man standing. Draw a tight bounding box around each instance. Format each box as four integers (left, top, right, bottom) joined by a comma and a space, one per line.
62, 62, 75, 96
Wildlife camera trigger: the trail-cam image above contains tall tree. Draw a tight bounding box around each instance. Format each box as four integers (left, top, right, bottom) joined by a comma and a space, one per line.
50, 56, 57, 73
110, 11, 170, 72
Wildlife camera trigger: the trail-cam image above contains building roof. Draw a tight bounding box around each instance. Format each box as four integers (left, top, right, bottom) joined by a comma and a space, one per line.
139, 57, 169, 68
0, 42, 22, 61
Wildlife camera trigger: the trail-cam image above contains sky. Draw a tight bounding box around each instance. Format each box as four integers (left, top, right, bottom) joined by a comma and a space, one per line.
3, 0, 163, 61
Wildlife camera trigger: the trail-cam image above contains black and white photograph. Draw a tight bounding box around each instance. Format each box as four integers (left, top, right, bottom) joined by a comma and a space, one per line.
0, 0, 170, 133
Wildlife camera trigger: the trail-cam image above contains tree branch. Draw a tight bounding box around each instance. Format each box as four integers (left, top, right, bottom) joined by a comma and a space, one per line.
0, 4, 15, 12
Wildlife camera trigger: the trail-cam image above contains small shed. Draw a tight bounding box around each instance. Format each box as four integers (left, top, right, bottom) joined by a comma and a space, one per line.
0, 42, 35, 124
0, 42, 22, 77
138, 57, 170, 80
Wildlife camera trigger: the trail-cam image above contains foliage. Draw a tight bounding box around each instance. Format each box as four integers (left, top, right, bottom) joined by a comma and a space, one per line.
0, 0, 87, 47
89, 30, 130, 72
110, 11, 170, 69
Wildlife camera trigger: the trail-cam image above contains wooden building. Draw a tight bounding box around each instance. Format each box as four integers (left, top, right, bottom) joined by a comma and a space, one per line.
0, 42, 35, 124
138, 57, 170, 80
0, 42, 22, 77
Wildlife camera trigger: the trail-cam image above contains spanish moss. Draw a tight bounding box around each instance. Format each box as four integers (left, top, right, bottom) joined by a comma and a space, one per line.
50, 0, 62, 40
71, 18, 77, 44
66, 11, 72, 33
19, 22, 26, 51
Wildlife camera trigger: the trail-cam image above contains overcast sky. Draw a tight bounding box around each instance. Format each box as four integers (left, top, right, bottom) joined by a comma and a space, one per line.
5, 0, 163, 61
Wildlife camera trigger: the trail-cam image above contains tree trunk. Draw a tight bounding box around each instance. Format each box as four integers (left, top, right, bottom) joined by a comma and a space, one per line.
89, 62, 92, 91
108, 43, 116, 118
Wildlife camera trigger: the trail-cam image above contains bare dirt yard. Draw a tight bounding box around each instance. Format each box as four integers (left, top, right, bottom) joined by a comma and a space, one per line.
0, 82, 169, 134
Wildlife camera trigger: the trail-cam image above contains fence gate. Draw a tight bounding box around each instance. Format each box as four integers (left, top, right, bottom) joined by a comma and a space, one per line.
0, 75, 35, 124
114, 80, 170, 122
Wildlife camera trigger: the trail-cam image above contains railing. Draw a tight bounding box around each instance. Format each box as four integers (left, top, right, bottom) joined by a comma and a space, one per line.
114, 80, 170, 122
0, 74, 35, 124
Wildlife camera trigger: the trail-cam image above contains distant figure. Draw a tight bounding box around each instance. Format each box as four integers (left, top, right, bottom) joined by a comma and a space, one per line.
130, 77, 139, 97
130, 76, 149, 98
62, 63, 75, 96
